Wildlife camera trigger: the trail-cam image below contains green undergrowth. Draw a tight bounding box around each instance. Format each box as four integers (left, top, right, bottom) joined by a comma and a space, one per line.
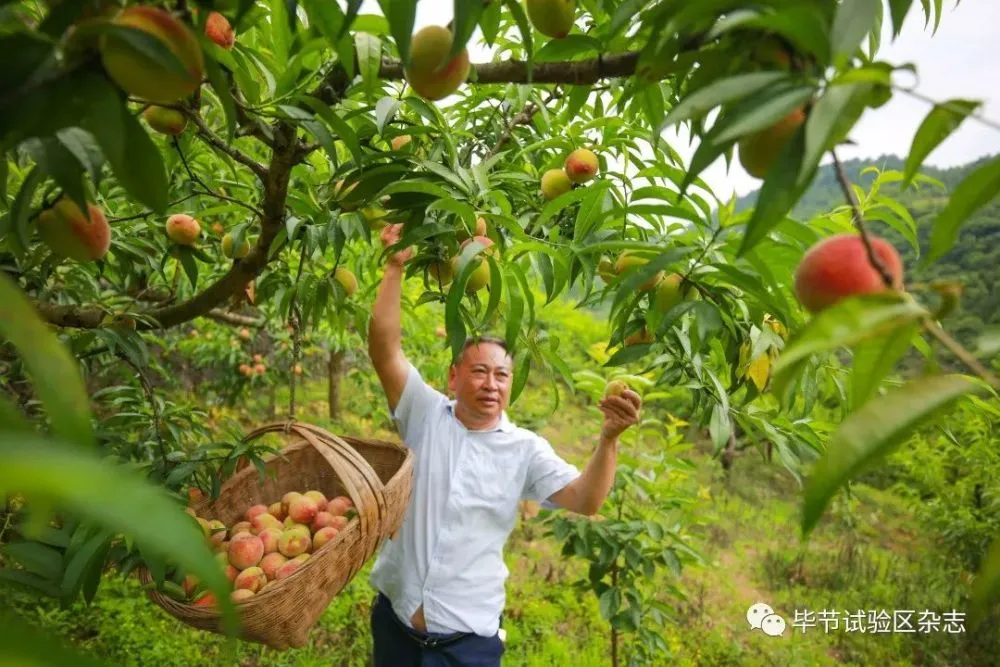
7, 375, 999, 665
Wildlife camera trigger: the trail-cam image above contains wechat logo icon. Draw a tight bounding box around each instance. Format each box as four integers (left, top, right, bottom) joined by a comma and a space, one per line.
747, 602, 786, 637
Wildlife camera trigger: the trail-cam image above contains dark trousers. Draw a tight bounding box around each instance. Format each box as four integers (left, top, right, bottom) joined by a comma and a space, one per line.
370, 592, 504, 667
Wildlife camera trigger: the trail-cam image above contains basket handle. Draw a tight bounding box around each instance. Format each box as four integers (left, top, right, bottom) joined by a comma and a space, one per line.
292, 424, 389, 542
241, 422, 386, 543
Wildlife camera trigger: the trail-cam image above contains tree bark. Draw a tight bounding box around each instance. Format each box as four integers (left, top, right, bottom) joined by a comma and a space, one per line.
376, 52, 641, 85
328, 349, 346, 420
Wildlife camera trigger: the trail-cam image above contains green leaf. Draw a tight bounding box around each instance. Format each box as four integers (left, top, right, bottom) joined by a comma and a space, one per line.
1, 540, 63, 579
504, 0, 533, 79
268, 0, 291, 64
801, 83, 874, 182
302, 0, 345, 45
448, 0, 485, 62
85, 86, 167, 213
479, 0, 502, 45
203, 51, 239, 141
709, 404, 730, 453
926, 155, 1000, 265
831, 0, 880, 61
1, 433, 237, 627
26, 137, 87, 215
511, 353, 531, 403
355, 32, 382, 92
375, 96, 400, 134
802, 375, 979, 536
903, 100, 980, 186
10, 165, 43, 251
599, 588, 621, 619
888, 0, 916, 37
737, 124, 811, 255
656, 71, 788, 134
387, 0, 417, 66
774, 292, 926, 383
535, 181, 609, 228
300, 97, 364, 166
714, 87, 814, 145
0, 274, 94, 447
971, 536, 1000, 628
0, 613, 106, 666
850, 321, 918, 409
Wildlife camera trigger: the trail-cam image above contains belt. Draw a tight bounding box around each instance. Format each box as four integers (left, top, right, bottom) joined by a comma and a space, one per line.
378, 593, 474, 649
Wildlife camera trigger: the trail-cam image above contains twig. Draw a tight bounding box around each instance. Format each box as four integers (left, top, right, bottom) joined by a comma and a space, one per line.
921, 317, 1000, 388
117, 352, 168, 463
896, 86, 1000, 134
185, 111, 267, 177
107, 194, 200, 222
486, 89, 563, 160
830, 150, 895, 288
173, 137, 265, 219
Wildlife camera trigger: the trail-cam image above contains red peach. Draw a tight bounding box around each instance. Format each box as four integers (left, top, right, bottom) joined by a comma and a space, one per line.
259, 552, 287, 579
288, 496, 319, 525
250, 513, 282, 535
313, 526, 339, 550
224, 564, 239, 583
37, 197, 111, 262
268, 502, 285, 521
193, 591, 216, 608
311, 512, 336, 533
277, 530, 311, 558
793, 233, 904, 313
258, 528, 281, 554
326, 496, 352, 517
274, 559, 303, 581
228, 533, 264, 570
233, 566, 266, 592
181, 574, 199, 597
304, 490, 328, 511
230, 521, 252, 537
231, 588, 255, 602
165, 213, 200, 245
244, 504, 269, 522
204, 12, 235, 50
281, 492, 303, 515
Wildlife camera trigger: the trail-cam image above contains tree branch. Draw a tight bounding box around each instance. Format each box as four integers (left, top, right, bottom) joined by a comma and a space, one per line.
486, 89, 562, 160
831, 150, 895, 287
185, 111, 267, 178
205, 309, 265, 327
375, 52, 641, 86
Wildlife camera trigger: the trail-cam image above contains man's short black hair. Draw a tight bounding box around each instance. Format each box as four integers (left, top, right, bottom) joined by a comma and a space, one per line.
451, 335, 512, 367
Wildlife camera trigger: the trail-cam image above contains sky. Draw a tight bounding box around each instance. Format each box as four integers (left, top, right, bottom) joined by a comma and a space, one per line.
357, 1, 1000, 199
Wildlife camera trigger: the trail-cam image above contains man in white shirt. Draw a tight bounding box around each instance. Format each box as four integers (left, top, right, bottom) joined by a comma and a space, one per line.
367, 224, 642, 666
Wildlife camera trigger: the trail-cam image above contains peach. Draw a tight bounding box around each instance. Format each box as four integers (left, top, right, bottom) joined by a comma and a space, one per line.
604, 380, 628, 398
195, 517, 211, 538
259, 552, 287, 580
37, 197, 111, 262
181, 574, 199, 597
540, 168, 571, 200
429, 261, 453, 286
230, 521, 252, 537
222, 233, 250, 259
287, 496, 319, 524
738, 108, 807, 179
258, 528, 281, 554
281, 492, 303, 515
624, 328, 654, 346
313, 526, 339, 550
614, 253, 661, 291
244, 504, 269, 522
231, 588, 255, 602
207, 519, 227, 547
228, 533, 264, 570
274, 559, 303, 581
193, 591, 216, 607
184, 507, 197, 518
564, 148, 598, 183
165, 213, 200, 245
460, 235, 496, 257
268, 502, 285, 521
404, 26, 470, 101
526, 0, 576, 39
233, 566, 266, 592
142, 105, 187, 135
391, 135, 412, 151
292, 553, 310, 564
335, 268, 358, 297
285, 523, 311, 539
326, 496, 352, 517
250, 513, 282, 535
311, 512, 336, 533
238, 327, 251, 340
277, 530, 311, 558
99, 6, 204, 104
303, 490, 328, 511
330, 516, 349, 531
204, 12, 234, 50
224, 564, 239, 583
793, 233, 903, 313
449, 255, 491, 294
211, 222, 225, 235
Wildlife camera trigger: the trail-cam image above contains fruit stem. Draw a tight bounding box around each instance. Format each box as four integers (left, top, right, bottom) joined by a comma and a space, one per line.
830, 150, 896, 289
921, 317, 1000, 389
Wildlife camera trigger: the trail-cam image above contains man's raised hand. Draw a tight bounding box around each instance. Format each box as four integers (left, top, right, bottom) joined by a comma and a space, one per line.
597, 389, 642, 442
381, 223, 413, 266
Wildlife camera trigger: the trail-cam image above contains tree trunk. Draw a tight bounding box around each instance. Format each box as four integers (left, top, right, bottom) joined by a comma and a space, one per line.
328, 349, 345, 419
610, 561, 619, 667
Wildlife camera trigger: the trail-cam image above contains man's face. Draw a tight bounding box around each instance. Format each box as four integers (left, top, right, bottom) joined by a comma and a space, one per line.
448, 343, 513, 423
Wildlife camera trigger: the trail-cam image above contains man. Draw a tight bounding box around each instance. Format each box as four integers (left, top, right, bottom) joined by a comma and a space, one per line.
366, 224, 643, 666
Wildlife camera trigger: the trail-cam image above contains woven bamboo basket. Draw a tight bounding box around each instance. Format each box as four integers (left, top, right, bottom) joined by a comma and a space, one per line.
138, 421, 413, 649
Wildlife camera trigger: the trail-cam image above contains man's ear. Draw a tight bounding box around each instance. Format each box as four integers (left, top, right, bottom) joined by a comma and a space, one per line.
447, 364, 457, 393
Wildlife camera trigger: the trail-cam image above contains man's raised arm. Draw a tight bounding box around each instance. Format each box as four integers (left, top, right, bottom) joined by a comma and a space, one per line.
368, 224, 412, 412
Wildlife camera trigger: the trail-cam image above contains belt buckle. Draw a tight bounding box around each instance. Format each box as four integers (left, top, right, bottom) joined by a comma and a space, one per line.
425, 637, 438, 648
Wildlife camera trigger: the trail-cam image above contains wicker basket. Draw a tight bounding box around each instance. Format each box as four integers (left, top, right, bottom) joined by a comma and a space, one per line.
139, 421, 413, 649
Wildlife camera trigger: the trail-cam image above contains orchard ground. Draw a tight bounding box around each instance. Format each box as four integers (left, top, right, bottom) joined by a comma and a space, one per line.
9, 308, 996, 666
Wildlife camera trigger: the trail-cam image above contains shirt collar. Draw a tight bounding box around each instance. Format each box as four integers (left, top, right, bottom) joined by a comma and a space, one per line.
446, 401, 516, 433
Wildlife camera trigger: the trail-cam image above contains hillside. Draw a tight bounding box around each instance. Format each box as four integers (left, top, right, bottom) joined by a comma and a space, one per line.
737, 154, 1000, 344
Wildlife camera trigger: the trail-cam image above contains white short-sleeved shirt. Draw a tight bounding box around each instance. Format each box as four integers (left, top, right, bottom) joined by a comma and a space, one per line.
369, 364, 580, 637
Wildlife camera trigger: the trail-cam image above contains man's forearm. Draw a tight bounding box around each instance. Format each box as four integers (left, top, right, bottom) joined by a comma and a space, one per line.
574, 434, 619, 515
369, 262, 404, 355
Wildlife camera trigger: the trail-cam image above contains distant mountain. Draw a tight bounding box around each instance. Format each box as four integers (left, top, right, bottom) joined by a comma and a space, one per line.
737, 154, 1000, 345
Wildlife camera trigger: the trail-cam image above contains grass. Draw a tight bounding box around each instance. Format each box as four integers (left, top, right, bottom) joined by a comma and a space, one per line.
7, 372, 1000, 665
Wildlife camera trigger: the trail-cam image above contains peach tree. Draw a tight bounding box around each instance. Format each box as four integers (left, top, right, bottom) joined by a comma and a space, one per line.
3, 0, 1000, 661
